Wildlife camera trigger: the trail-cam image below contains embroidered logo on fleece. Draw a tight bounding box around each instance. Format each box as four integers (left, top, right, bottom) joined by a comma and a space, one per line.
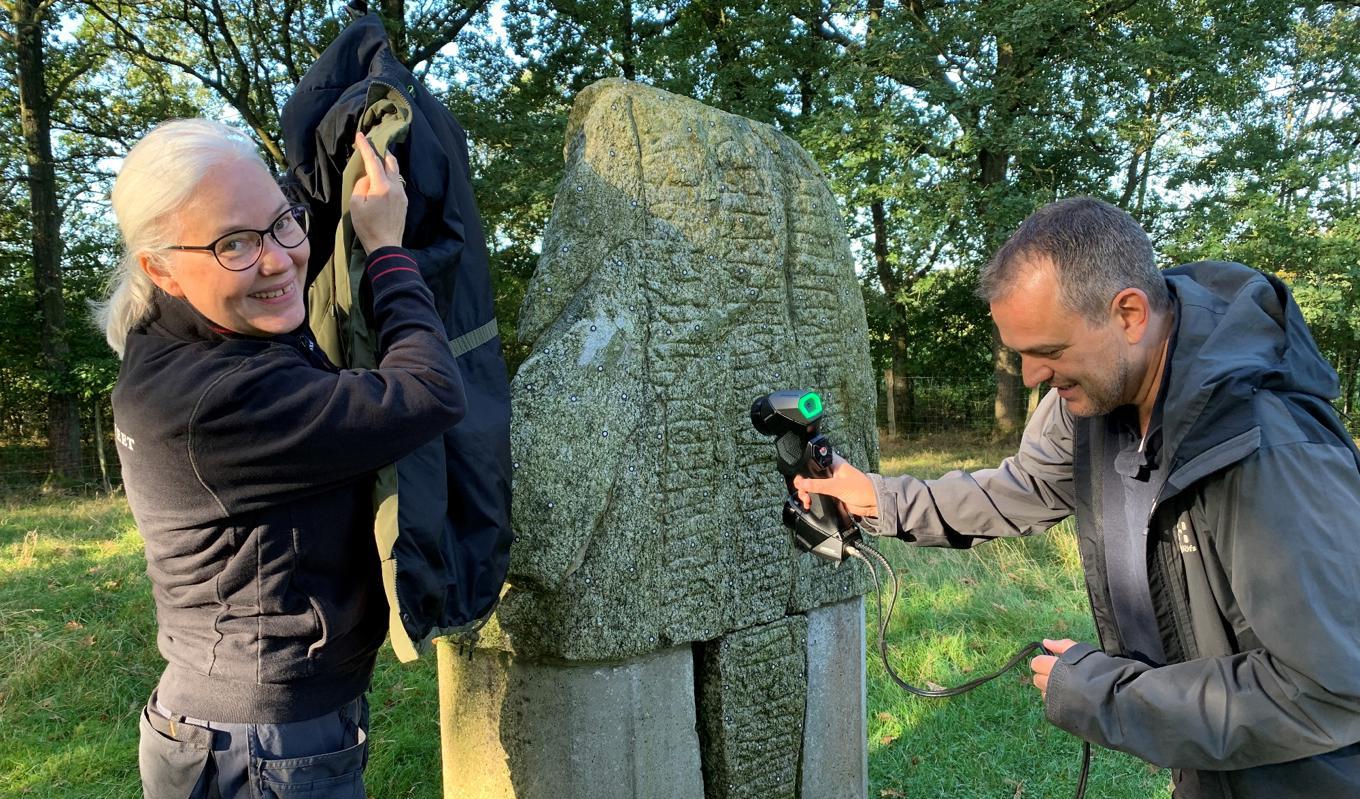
114, 424, 136, 452
1176, 517, 1197, 554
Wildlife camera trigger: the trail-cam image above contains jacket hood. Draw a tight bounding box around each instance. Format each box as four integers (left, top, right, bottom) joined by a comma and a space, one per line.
1160, 260, 1339, 472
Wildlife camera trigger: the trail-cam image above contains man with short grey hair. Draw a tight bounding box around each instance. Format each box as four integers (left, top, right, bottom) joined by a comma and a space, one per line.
799, 196, 1360, 797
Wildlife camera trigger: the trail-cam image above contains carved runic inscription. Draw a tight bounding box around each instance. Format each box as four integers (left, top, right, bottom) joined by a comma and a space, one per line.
500, 78, 880, 662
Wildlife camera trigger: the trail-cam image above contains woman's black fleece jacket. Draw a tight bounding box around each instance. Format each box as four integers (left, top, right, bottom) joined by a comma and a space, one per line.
113, 247, 464, 723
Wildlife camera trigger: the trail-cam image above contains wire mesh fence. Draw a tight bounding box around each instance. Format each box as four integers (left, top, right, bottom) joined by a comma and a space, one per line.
877, 375, 1360, 439
0, 439, 121, 493
4, 375, 1360, 490
878, 376, 1000, 437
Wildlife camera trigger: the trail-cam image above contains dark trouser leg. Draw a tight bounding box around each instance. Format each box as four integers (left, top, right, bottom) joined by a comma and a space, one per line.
140, 692, 370, 799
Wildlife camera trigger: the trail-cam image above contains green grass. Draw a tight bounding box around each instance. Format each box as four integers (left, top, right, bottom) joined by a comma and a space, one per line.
869, 433, 1171, 798
0, 488, 441, 799
0, 433, 1171, 798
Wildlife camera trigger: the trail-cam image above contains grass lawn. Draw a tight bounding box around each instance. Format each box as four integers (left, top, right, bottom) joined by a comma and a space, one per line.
0, 489, 442, 798
869, 433, 1171, 798
0, 432, 1172, 798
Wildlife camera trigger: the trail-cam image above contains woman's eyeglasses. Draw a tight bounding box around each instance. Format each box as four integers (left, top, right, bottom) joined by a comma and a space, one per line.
166, 204, 310, 272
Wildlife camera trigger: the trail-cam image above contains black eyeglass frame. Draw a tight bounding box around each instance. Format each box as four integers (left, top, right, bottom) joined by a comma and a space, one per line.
166, 204, 311, 272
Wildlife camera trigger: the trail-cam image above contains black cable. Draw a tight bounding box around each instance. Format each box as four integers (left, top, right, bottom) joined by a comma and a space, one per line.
847, 540, 1091, 799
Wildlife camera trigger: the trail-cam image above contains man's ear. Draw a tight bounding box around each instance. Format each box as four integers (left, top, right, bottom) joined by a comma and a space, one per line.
1111, 287, 1151, 344
138, 253, 185, 299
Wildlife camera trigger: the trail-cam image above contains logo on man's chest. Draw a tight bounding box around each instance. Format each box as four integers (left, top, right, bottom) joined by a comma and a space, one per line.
1176, 517, 1197, 554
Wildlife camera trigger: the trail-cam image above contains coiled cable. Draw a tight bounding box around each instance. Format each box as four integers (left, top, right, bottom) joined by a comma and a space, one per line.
846, 539, 1091, 799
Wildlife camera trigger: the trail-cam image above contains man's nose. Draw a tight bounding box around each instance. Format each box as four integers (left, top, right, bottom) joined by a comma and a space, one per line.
1021, 357, 1053, 388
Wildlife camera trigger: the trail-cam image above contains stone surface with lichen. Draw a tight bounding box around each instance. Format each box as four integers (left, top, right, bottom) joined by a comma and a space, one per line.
497, 78, 880, 662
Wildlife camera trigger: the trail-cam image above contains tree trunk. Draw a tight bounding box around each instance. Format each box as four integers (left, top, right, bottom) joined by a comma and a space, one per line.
13, 0, 82, 478
94, 398, 112, 492
1344, 347, 1357, 419
883, 367, 896, 439
620, 0, 637, 80
979, 144, 1025, 439
697, 3, 746, 111
977, 36, 1027, 440
870, 198, 912, 435
379, 0, 406, 62
992, 326, 1025, 440
890, 330, 911, 435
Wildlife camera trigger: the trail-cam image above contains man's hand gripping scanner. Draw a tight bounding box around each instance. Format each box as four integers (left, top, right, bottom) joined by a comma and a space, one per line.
750, 390, 861, 562
751, 392, 1091, 798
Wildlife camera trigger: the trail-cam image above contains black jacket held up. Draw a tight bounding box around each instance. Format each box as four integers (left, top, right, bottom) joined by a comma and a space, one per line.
114, 248, 464, 723
280, 11, 512, 660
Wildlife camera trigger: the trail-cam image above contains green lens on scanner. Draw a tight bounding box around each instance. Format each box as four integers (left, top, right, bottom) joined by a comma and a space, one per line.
798, 391, 823, 419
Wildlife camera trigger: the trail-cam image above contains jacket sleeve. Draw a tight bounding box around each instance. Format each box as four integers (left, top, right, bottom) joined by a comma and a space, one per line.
188, 247, 465, 514
1045, 440, 1360, 769
863, 388, 1076, 546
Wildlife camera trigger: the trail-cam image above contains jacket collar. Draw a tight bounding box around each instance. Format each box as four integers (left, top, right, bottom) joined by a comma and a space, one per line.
139, 289, 235, 343
1154, 261, 1338, 494
137, 289, 312, 351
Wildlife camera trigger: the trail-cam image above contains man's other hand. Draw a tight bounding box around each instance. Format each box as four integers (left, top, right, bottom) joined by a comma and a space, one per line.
1030, 638, 1078, 698
792, 455, 879, 517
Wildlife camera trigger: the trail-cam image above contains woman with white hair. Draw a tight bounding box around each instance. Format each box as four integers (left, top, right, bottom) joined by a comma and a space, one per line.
101, 118, 464, 798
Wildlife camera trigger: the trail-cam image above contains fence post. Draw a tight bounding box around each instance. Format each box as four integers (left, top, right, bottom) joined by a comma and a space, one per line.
884, 368, 896, 439
93, 396, 111, 492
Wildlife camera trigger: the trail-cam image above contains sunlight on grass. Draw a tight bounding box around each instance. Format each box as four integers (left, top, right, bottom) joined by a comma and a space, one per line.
0, 489, 443, 799
864, 431, 1172, 799
0, 436, 1172, 799
878, 431, 1016, 480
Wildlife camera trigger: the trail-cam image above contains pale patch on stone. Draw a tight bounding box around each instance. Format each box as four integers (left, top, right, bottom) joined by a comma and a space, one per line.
501, 77, 879, 662
446, 79, 874, 799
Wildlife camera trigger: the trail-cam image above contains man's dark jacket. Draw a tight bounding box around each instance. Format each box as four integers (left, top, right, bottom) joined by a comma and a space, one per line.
280, 12, 512, 659
867, 262, 1360, 797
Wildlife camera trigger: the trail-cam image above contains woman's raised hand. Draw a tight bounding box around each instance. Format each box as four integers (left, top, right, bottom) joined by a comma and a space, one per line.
349, 130, 408, 252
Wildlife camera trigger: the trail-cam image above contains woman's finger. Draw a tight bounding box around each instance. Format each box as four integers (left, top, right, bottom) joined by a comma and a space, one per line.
353, 131, 387, 190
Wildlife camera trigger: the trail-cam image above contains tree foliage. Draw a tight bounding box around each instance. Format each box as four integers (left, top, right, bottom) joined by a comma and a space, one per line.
3, 0, 1360, 477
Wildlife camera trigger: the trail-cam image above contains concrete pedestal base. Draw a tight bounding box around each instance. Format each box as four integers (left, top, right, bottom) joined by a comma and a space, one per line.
437, 642, 705, 799
436, 597, 865, 799
801, 597, 868, 799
